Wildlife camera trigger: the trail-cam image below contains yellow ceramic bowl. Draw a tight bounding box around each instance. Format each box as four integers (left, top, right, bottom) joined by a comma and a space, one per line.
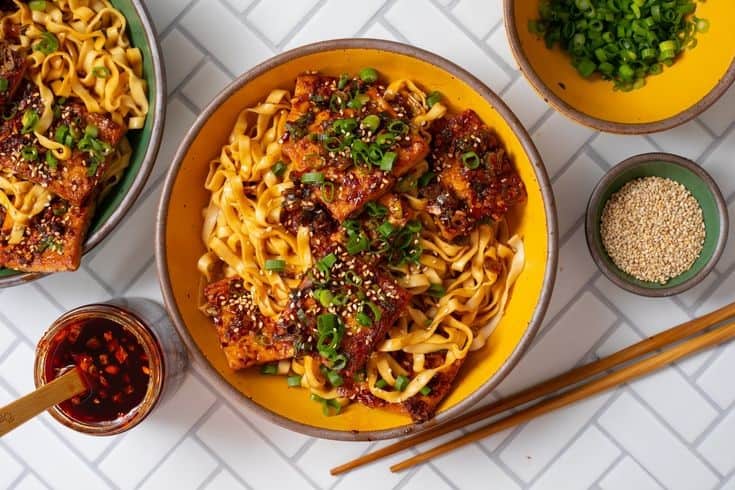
504, 1, 735, 134
156, 40, 558, 440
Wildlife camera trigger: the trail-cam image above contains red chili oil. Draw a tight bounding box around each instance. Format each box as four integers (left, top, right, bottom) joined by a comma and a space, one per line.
44, 317, 151, 424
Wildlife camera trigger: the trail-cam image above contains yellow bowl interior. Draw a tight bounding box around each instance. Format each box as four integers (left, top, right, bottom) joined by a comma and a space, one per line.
511, 1, 735, 127
163, 47, 552, 435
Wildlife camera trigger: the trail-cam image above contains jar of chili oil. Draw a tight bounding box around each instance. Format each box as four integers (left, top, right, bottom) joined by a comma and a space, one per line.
34, 298, 188, 435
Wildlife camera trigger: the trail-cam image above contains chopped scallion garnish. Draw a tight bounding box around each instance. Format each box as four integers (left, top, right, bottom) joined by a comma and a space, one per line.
264, 259, 286, 272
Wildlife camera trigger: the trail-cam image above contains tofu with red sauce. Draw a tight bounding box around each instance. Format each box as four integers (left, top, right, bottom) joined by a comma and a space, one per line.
424, 109, 527, 241
0, 82, 124, 206
278, 246, 410, 380
0, 197, 92, 272
340, 353, 465, 423
282, 73, 430, 222
203, 277, 296, 370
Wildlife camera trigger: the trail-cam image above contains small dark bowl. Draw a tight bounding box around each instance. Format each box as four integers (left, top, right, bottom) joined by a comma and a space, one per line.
586, 153, 728, 297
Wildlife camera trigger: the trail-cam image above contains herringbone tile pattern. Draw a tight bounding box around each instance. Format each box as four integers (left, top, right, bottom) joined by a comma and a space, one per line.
1, 1, 734, 488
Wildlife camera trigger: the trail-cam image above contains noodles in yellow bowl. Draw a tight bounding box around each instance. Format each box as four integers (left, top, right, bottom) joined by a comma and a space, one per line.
157, 40, 557, 440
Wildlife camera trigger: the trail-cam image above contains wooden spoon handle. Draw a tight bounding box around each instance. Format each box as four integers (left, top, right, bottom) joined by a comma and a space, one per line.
0, 368, 87, 437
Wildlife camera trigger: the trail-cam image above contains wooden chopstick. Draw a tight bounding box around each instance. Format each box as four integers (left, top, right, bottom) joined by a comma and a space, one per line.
390, 319, 735, 472
331, 300, 735, 476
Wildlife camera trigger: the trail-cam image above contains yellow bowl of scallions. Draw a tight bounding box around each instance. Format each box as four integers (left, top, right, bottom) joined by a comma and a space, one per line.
503, 0, 735, 134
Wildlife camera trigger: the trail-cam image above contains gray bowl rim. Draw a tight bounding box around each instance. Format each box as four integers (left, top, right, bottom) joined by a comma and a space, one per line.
585, 152, 729, 297
155, 38, 559, 441
0, 0, 167, 288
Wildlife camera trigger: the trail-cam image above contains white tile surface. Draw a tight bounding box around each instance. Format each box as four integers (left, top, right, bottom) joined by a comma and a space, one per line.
531, 426, 620, 490
197, 405, 311, 489
3, 1, 734, 488
698, 409, 735, 475
99, 375, 217, 489
599, 457, 663, 490
452, 0, 502, 39
500, 393, 611, 482
140, 438, 218, 490
598, 392, 719, 490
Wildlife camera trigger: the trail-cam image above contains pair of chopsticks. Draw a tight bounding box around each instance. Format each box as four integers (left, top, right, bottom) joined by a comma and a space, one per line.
332, 300, 735, 475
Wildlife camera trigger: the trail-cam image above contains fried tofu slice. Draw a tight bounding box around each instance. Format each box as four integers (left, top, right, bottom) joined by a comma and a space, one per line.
424, 109, 527, 241
279, 246, 410, 379
339, 354, 465, 422
282, 73, 430, 221
203, 277, 295, 370
0, 41, 27, 107
0, 197, 91, 272
0, 82, 124, 206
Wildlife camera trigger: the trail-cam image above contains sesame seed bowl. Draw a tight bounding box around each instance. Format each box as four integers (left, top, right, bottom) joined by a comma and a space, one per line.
586, 153, 728, 297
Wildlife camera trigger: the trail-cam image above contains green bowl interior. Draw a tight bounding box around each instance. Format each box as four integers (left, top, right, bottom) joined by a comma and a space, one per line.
0, 0, 157, 279
591, 160, 722, 290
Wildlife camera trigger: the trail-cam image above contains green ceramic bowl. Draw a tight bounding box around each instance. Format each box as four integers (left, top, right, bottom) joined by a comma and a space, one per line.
0, 0, 166, 288
586, 153, 728, 297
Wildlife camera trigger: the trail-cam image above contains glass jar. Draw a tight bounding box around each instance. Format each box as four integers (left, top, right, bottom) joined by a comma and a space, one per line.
33, 298, 188, 435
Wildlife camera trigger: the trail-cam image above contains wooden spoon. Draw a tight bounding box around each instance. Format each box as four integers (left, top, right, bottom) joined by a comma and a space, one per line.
0, 367, 87, 437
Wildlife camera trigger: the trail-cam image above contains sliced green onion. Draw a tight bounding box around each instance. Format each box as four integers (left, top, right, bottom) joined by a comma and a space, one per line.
54, 124, 71, 145
364, 301, 382, 323
21, 109, 39, 134
427, 283, 445, 299
287, 375, 302, 387
333, 117, 357, 134
337, 73, 349, 90
260, 363, 278, 375
426, 91, 442, 108
344, 270, 362, 286
367, 143, 383, 164
461, 151, 481, 169
321, 181, 336, 203
331, 354, 348, 371
326, 370, 344, 387
375, 132, 395, 147
379, 151, 397, 172
0, 77, 8, 93
271, 160, 287, 177
324, 136, 343, 152
317, 313, 338, 333
329, 91, 347, 112
317, 253, 337, 274
356, 312, 372, 327
377, 221, 395, 237
343, 219, 360, 232
362, 114, 380, 132
346, 231, 369, 255
33, 31, 58, 55
314, 289, 334, 307
375, 379, 388, 389
365, 201, 388, 217
301, 171, 325, 184
264, 259, 286, 272
347, 93, 369, 109
21, 145, 38, 161
358, 67, 378, 83
29, 0, 46, 10
395, 375, 409, 392
387, 120, 408, 135
45, 151, 58, 170
419, 386, 432, 396
92, 66, 111, 78
418, 171, 436, 188
529, 0, 708, 91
